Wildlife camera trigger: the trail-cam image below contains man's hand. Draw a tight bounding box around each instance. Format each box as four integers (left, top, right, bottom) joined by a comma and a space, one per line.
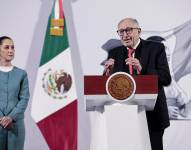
180, 100, 191, 118
168, 106, 180, 119
0, 116, 13, 128
125, 58, 142, 74
104, 58, 115, 76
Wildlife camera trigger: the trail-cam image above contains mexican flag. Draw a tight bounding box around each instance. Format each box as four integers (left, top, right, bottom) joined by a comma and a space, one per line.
31, 0, 77, 149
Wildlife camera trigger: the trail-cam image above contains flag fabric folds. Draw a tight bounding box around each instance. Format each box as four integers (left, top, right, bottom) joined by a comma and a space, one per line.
171, 19, 191, 81
141, 19, 191, 82
31, 0, 77, 149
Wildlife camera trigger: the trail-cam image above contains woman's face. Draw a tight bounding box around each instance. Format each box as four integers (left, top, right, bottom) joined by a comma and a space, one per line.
0, 39, 15, 63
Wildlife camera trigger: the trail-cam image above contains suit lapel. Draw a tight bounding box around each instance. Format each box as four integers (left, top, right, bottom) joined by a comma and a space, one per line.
135, 39, 149, 74
114, 41, 149, 75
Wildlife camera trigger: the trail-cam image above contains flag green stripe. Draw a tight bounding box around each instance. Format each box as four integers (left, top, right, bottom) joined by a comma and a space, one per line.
40, 16, 69, 66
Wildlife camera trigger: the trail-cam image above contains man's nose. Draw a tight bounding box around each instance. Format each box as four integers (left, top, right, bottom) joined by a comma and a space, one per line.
123, 31, 130, 37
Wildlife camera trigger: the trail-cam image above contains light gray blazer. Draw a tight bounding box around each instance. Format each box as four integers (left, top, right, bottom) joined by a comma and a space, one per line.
0, 66, 30, 121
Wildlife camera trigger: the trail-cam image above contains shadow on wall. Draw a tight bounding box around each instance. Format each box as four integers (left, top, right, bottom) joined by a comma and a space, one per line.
101, 39, 122, 65
63, 0, 91, 150
25, 0, 53, 150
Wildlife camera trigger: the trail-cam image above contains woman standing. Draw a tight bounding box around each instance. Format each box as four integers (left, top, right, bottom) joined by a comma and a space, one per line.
0, 36, 30, 150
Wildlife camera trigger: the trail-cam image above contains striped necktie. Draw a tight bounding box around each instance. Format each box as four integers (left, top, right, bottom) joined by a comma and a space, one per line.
128, 48, 135, 75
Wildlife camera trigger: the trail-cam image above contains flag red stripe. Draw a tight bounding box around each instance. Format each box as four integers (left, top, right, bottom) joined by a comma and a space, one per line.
37, 100, 77, 150
59, 0, 64, 19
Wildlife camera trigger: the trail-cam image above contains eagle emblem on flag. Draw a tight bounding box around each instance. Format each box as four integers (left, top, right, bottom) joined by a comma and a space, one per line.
42, 68, 72, 99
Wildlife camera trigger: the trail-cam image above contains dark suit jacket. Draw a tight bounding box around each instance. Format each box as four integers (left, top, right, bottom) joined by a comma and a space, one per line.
107, 39, 171, 130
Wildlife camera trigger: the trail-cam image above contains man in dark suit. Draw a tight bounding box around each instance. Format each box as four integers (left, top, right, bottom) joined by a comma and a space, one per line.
104, 17, 171, 150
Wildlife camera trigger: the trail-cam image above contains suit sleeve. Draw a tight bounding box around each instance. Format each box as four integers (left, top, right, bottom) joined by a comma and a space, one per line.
147, 43, 171, 86
8, 71, 30, 121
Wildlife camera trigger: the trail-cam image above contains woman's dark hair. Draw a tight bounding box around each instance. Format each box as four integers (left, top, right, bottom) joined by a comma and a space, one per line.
0, 36, 12, 45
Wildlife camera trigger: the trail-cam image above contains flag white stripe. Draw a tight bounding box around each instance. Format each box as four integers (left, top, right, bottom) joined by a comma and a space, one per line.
31, 48, 77, 122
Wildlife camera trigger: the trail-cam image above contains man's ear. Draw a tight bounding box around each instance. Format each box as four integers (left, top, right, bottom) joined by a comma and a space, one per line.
138, 28, 141, 34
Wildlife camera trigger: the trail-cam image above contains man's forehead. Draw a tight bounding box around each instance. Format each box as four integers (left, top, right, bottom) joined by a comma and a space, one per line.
118, 20, 137, 28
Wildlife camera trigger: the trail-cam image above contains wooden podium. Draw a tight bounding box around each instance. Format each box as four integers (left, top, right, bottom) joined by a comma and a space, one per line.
84, 75, 158, 150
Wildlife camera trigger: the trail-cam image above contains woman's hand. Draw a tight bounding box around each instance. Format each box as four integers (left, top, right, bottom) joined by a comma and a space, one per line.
0, 116, 13, 128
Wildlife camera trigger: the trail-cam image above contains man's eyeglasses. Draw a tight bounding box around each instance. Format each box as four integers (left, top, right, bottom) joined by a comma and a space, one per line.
117, 27, 140, 36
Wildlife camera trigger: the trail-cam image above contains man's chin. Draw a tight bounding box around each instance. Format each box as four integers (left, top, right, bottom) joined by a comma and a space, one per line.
123, 42, 132, 48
